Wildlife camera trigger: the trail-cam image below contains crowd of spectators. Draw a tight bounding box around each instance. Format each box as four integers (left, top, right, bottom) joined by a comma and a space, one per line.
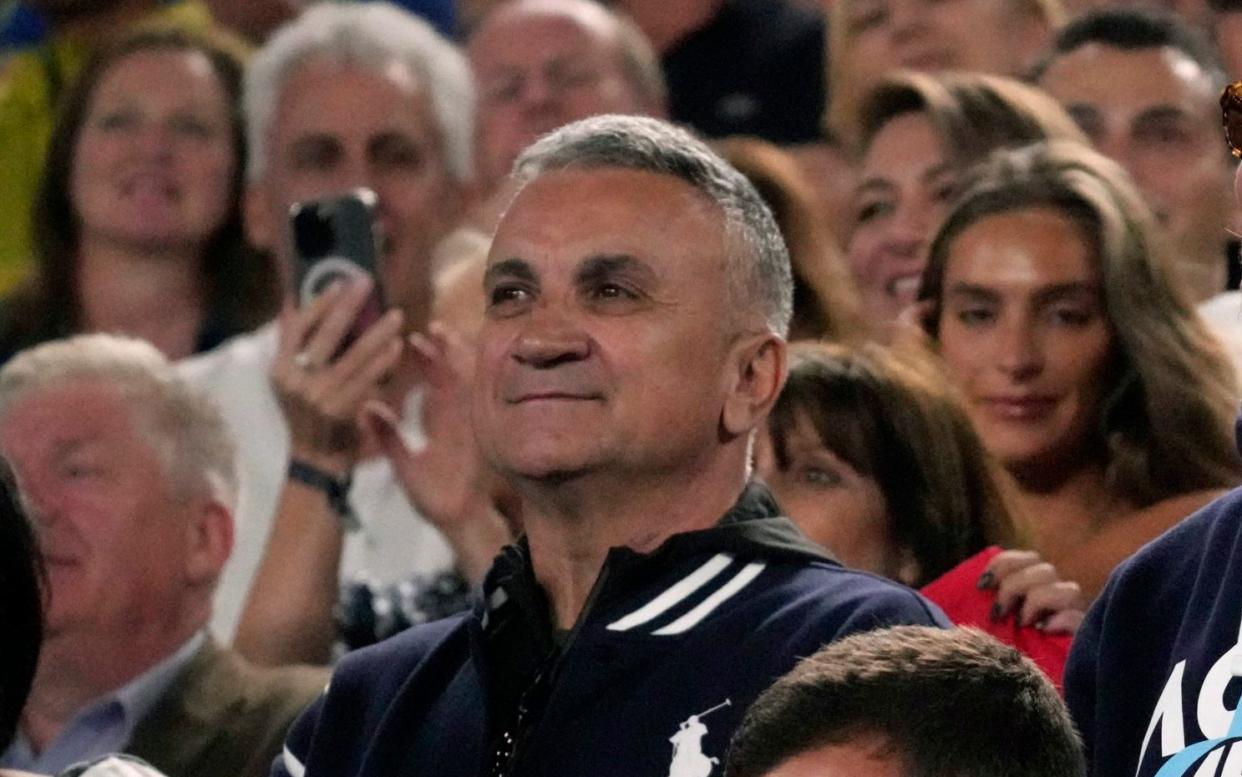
2, 0, 1242, 775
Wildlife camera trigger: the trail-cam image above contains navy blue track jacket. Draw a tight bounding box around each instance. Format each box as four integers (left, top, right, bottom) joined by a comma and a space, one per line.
1067, 483, 1242, 777
273, 483, 948, 777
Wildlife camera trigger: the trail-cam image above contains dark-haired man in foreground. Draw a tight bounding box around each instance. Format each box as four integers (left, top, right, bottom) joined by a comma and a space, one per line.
726, 626, 1084, 777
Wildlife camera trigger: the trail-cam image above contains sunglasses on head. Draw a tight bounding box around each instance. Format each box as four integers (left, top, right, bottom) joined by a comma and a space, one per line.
1223, 81, 1242, 159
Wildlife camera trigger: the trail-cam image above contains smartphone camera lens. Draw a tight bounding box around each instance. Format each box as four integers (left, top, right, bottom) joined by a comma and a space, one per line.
294, 208, 336, 259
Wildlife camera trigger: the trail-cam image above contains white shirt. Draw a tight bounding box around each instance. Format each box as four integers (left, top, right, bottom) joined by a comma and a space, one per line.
1198, 291, 1242, 383
178, 323, 455, 642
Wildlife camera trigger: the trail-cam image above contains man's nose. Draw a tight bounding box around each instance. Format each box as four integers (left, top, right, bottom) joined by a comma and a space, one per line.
521, 74, 556, 109
512, 309, 591, 368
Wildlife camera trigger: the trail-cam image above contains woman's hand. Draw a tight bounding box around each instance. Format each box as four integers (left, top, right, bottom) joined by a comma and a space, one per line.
363, 323, 513, 584
980, 549, 1086, 635
270, 278, 404, 474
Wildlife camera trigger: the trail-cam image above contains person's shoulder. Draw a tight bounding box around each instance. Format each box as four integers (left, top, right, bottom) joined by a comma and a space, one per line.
326, 612, 472, 694
757, 557, 950, 630
1114, 488, 1242, 584
276, 613, 474, 774
228, 650, 330, 709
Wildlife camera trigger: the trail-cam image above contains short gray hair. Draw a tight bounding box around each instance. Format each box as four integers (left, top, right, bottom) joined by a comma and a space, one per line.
244, 1, 475, 182
514, 115, 793, 335
0, 335, 239, 511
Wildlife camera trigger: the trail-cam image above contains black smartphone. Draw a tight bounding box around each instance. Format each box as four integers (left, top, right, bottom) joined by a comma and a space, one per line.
289, 188, 387, 354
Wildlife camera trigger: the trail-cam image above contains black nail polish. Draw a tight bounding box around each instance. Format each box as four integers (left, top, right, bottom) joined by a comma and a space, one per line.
977, 571, 994, 590
989, 602, 1003, 622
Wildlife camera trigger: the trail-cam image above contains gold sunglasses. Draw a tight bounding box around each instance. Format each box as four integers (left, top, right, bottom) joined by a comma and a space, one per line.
1223, 80, 1242, 159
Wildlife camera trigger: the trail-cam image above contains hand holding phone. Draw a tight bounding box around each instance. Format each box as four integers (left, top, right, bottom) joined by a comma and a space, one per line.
290, 188, 387, 356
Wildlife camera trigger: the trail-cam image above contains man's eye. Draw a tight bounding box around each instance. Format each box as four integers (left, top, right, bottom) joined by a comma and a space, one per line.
489, 285, 530, 306
847, 7, 888, 33
291, 146, 338, 171
60, 461, 103, 479
483, 76, 524, 104
595, 283, 636, 300
955, 307, 995, 326
374, 144, 423, 170
1135, 121, 1193, 148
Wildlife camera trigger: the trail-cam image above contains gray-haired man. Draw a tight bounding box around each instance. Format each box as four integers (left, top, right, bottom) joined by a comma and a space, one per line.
273, 115, 946, 777
180, 2, 508, 665
0, 334, 325, 777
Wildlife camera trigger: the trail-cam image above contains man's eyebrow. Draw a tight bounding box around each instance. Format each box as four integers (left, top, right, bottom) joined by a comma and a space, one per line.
945, 283, 1000, 301
286, 133, 338, 154
575, 254, 655, 286
1132, 105, 1193, 126
483, 258, 538, 286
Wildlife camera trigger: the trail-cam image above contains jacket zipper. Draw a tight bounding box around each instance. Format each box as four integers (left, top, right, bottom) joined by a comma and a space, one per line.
488, 557, 617, 777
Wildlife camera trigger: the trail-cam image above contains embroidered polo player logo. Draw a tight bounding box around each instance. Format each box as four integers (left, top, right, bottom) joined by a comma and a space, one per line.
668, 700, 731, 777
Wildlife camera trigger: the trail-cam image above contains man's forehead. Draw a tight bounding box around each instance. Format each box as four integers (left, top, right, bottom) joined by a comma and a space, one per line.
1051, 43, 1217, 106
491, 168, 723, 247
1, 381, 130, 446
472, 0, 617, 53
273, 57, 429, 132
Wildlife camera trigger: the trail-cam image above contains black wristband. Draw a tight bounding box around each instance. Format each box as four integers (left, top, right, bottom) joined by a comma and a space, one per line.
287, 459, 360, 533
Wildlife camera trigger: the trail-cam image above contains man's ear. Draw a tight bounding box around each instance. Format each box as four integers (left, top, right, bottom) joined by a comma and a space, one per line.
185, 497, 234, 588
721, 333, 788, 437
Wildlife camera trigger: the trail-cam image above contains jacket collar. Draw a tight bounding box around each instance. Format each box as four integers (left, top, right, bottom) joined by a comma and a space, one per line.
479, 480, 833, 639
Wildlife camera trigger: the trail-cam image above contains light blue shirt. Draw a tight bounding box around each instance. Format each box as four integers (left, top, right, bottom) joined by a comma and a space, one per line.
0, 633, 205, 775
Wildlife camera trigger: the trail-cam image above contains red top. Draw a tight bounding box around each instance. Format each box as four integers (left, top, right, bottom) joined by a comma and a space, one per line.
920, 546, 1071, 690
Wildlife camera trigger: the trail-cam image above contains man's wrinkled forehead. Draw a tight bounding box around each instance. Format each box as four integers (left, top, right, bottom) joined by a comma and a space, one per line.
492, 166, 725, 250
471, 0, 619, 51
272, 56, 428, 143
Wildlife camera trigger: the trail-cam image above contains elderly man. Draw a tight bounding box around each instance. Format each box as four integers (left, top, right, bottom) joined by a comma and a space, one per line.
725, 627, 1085, 777
272, 115, 945, 777
0, 334, 326, 777
467, 0, 667, 194
180, 2, 508, 663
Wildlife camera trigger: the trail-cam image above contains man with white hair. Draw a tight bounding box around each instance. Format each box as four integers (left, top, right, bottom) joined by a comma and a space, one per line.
273, 114, 945, 777
0, 334, 326, 777
467, 0, 667, 193
180, 2, 510, 664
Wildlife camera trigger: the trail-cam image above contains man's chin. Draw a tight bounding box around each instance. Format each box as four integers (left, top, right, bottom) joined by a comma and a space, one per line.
490, 453, 600, 487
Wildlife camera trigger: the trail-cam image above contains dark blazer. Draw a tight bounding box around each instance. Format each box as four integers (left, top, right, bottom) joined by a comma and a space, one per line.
127, 639, 327, 777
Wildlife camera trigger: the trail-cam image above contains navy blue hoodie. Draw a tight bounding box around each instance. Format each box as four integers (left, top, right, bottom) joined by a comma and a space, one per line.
272, 483, 947, 777
1066, 472, 1242, 775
